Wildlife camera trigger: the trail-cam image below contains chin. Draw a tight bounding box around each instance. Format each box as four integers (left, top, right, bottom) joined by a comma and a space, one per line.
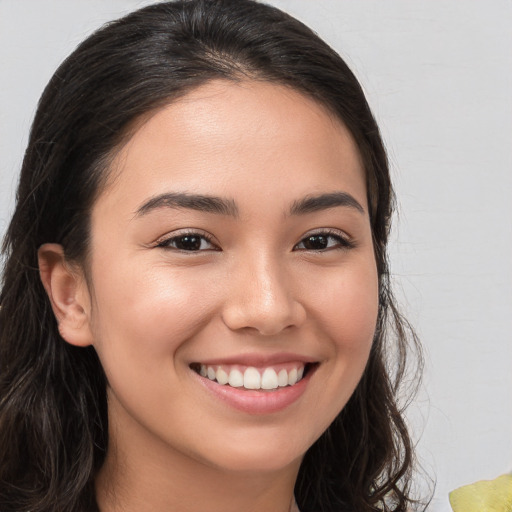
215, 452, 302, 475
195, 437, 306, 475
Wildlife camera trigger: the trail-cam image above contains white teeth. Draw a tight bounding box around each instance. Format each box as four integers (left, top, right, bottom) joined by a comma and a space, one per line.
288, 368, 298, 386
261, 368, 279, 390
243, 367, 261, 389
198, 363, 307, 390
228, 369, 244, 387
277, 369, 289, 387
216, 367, 229, 385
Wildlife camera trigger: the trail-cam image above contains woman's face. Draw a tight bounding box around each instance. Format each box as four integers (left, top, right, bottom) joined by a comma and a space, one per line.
82, 80, 378, 474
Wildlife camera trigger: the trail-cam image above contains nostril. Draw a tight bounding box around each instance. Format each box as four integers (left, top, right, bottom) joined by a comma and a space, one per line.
221, 280, 306, 335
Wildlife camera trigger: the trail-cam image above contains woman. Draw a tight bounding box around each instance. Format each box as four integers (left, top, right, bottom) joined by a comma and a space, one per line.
0, 1, 423, 511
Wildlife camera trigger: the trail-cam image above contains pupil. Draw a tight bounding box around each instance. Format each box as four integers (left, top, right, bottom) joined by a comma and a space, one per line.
304, 235, 328, 250
177, 236, 201, 250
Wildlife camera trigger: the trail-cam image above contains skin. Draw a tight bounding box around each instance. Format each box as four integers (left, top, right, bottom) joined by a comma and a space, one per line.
39, 80, 379, 512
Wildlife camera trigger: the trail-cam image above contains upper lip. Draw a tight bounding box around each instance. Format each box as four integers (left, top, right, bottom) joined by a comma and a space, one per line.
192, 352, 317, 367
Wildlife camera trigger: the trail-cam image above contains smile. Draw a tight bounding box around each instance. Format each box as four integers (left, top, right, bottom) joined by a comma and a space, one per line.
190, 358, 318, 414
191, 363, 307, 391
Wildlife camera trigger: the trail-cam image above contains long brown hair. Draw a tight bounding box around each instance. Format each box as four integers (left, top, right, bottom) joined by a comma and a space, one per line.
0, 1, 424, 510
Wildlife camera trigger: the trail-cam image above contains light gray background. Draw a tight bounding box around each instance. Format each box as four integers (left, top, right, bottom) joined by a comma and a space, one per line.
1, 1, 511, 510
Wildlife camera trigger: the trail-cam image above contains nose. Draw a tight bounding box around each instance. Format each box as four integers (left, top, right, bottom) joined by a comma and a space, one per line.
221, 255, 306, 336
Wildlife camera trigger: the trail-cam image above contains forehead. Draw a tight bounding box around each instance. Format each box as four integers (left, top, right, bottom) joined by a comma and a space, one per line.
98, 79, 366, 214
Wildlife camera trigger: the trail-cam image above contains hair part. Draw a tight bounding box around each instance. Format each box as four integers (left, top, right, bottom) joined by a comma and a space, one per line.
0, 1, 424, 511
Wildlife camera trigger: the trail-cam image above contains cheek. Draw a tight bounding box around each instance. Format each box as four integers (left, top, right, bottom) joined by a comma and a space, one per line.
88, 260, 221, 366
309, 259, 379, 355
294, 258, 378, 444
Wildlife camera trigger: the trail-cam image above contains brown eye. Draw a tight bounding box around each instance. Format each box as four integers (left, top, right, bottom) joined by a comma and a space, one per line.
301, 235, 330, 250
173, 235, 203, 251
294, 232, 354, 251
157, 233, 218, 251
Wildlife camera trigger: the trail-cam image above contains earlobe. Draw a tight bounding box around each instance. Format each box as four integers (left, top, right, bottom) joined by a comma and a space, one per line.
38, 243, 93, 347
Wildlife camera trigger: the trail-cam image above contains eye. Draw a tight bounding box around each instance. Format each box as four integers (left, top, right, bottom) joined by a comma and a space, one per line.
156, 232, 219, 252
294, 231, 354, 251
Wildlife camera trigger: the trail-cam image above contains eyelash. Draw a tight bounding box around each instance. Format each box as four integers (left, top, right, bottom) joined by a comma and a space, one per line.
155, 229, 354, 253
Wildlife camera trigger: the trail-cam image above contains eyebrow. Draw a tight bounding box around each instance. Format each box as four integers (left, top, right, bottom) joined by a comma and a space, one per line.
289, 192, 365, 216
135, 190, 364, 219
135, 192, 239, 218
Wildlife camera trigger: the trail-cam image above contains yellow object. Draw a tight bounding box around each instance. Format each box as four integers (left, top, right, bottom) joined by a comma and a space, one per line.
449, 474, 512, 512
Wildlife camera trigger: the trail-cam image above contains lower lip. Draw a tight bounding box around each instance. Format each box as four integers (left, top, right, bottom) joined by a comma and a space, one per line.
194, 367, 315, 415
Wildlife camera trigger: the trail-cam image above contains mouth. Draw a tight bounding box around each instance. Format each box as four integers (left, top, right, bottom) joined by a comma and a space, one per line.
189, 362, 317, 392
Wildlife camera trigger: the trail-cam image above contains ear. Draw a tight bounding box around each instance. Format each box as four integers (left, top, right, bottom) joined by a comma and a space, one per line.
38, 243, 93, 347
